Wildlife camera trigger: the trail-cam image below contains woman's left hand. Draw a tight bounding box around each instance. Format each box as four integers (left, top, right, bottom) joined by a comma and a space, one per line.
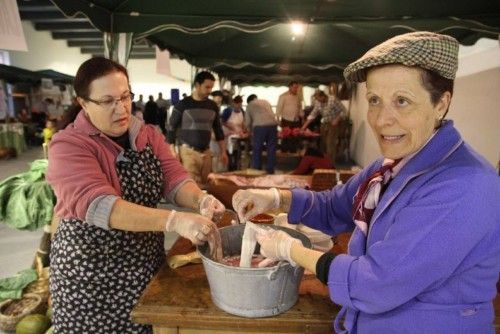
165, 210, 218, 246
199, 194, 225, 220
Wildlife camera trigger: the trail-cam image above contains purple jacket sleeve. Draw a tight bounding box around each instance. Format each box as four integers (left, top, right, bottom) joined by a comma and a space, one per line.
288, 167, 372, 236
329, 170, 500, 314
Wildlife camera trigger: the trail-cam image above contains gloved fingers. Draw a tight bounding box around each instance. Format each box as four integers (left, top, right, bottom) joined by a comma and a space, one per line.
201, 223, 213, 235
231, 190, 246, 210
255, 228, 273, 250
198, 221, 217, 241
192, 230, 209, 245
200, 208, 214, 220
257, 258, 276, 268
199, 195, 220, 217
212, 197, 226, 222
232, 190, 255, 217
212, 197, 225, 213
191, 231, 205, 245
234, 196, 253, 222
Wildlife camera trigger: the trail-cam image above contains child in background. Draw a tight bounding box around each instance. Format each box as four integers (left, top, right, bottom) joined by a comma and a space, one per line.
43, 119, 57, 144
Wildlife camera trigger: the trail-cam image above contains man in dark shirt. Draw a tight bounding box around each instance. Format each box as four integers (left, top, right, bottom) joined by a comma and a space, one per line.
168, 71, 228, 185
143, 95, 160, 127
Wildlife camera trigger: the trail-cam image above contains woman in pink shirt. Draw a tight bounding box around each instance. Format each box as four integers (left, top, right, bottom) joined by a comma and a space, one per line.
46, 57, 224, 333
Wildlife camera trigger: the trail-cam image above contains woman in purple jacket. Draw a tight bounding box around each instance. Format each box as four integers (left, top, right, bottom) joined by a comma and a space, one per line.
46, 57, 224, 333
233, 32, 500, 333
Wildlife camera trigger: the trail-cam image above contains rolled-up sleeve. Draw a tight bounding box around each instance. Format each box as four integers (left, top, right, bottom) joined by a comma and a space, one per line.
85, 194, 120, 229
46, 135, 121, 222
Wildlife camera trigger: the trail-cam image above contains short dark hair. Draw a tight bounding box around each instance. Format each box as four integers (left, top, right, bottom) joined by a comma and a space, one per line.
194, 71, 216, 85
288, 81, 298, 87
211, 90, 223, 97
74, 57, 129, 99
233, 95, 243, 103
316, 90, 327, 99
247, 94, 257, 104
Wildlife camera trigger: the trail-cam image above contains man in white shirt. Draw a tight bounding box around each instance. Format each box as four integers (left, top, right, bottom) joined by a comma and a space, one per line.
245, 94, 278, 174
276, 81, 303, 153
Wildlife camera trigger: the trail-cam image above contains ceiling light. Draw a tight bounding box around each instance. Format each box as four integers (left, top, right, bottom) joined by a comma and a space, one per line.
291, 21, 305, 36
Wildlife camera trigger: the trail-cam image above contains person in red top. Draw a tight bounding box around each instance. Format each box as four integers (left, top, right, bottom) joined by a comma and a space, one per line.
291, 145, 333, 175
46, 57, 224, 333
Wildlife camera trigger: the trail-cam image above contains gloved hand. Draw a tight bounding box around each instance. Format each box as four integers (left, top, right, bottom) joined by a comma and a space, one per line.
165, 210, 218, 246
255, 228, 302, 266
199, 194, 225, 221
232, 188, 280, 223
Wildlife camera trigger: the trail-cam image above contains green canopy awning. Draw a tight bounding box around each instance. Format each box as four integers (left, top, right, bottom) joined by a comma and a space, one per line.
35, 70, 74, 85
0, 64, 42, 84
0, 65, 74, 85
50, 0, 500, 85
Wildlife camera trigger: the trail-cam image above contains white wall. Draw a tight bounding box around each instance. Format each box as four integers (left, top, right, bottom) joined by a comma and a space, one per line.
451, 67, 500, 168
349, 39, 500, 169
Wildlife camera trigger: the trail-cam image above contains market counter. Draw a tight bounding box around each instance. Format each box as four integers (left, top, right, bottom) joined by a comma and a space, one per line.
131, 237, 339, 334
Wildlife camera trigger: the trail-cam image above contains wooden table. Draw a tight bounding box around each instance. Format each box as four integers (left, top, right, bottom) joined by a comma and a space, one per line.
131, 237, 339, 334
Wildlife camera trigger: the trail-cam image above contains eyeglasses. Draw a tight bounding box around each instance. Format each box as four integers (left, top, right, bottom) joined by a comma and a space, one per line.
85, 93, 135, 110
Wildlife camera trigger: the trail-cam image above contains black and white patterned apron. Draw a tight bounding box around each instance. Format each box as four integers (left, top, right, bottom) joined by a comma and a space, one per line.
50, 145, 165, 333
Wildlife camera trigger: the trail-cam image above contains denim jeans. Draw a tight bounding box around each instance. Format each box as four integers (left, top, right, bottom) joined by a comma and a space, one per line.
251, 125, 277, 174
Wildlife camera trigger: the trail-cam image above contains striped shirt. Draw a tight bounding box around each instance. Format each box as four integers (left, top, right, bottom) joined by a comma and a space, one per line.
168, 96, 224, 151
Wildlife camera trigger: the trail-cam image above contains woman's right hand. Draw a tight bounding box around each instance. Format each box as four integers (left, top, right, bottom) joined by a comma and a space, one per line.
165, 210, 217, 245
232, 188, 280, 222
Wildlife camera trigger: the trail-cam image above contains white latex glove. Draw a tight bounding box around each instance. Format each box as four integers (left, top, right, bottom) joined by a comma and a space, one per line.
255, 228, 302, 266
165, 210, 218, 246
199, 194, 225, 221
232, 188, 280, 223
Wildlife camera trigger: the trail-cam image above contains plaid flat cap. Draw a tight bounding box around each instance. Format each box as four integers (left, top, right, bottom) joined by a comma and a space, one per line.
344, 31, 459, 83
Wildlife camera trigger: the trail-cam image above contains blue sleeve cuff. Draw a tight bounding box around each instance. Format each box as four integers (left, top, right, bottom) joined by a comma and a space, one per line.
328, 254, 357, 309
221, 108, 231, 122
85, 195, 120, 230
288, 188, 314, 224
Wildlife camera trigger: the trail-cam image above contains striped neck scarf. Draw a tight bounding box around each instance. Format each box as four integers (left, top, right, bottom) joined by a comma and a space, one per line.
352, 159, 401, 235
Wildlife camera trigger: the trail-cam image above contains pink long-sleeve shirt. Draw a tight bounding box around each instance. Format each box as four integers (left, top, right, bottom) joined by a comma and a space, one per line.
46, 111, 191, 229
